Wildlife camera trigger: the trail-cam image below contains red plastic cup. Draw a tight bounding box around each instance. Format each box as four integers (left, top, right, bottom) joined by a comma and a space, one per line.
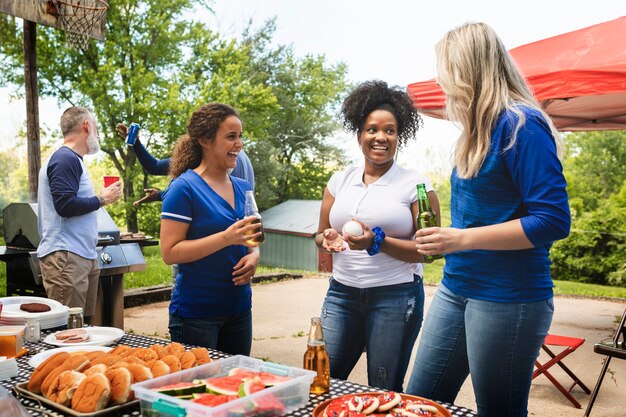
103, 175, 120, 188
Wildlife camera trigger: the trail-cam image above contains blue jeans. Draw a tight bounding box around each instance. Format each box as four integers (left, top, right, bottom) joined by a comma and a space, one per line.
406, 284, 553, 417
169, 309, 252, 355
322, 275, 424, 391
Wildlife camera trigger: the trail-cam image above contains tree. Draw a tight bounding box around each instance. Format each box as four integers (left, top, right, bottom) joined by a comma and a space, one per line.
0, 0, 278, 231
0, 8, 351, 229
562, 130, 626, 216
239, 20, 351, 207
550, 131, 626, 286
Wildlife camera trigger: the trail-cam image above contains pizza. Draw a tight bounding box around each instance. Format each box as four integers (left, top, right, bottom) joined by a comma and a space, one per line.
321, 392, 448, 417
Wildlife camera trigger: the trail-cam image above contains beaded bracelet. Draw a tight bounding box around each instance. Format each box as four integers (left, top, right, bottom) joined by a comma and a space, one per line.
367, 226, 385, 256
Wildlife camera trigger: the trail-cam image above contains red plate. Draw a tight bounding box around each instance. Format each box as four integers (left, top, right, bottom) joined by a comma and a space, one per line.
312, 391, 452, 417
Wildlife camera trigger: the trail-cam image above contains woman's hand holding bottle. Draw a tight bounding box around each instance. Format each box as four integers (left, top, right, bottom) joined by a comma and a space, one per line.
225, 216, 264, 247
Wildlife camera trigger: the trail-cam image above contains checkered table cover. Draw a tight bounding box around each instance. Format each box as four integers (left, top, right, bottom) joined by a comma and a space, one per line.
2, 330, 477, 417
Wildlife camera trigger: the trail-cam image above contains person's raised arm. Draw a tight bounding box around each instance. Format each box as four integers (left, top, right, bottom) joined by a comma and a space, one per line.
115, 123, 170, 175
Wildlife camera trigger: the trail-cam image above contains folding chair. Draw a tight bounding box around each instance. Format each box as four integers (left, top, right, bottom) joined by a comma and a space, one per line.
532, 333, 591, 408
584, 307, 626, 416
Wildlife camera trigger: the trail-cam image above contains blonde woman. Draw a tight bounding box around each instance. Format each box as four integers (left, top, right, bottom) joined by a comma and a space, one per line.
160, 103, 261, 355
406, 23, 570, 417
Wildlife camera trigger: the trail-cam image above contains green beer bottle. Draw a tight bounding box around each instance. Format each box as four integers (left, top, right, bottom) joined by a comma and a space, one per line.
416, 183, 442, 261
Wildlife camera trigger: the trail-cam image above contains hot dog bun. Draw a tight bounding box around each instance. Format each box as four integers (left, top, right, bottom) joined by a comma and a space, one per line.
28, 352, 71, 394
46, 370, 85, 406
71, 373, 111, 413
105, 367, 132, 405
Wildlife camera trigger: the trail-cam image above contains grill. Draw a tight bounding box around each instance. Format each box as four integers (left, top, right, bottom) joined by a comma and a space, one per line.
0, 202, 150, 329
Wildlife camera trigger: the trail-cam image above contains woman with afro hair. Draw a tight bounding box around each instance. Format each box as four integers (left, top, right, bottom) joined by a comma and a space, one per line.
315, 80, 440, 391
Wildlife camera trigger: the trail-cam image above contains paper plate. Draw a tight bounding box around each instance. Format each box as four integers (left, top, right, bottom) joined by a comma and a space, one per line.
42, 326, 125, 347
0, 296, 69, 329
312, 392, 451, 417
28, 345, 112, 368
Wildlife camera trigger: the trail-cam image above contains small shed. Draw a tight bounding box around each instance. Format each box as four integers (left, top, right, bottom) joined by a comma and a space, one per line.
260, 200, 331, 272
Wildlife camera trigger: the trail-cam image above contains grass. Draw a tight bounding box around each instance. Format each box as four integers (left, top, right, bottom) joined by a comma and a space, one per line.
421, 258, 626, 299
0, 240, 625, 299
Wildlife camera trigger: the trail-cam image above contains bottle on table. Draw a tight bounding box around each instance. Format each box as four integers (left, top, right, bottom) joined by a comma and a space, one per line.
416, 183, 442, 261
303, 316, 330, 394
67, 307, 84, 329
243, 190, 265, 245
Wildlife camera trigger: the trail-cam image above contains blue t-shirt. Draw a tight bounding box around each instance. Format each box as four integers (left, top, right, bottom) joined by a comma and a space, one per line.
161, 169, 253, 317
442, 106, 570, 303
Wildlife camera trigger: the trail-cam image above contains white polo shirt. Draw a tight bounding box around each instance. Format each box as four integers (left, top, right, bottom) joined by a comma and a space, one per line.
327, 162, 433, 288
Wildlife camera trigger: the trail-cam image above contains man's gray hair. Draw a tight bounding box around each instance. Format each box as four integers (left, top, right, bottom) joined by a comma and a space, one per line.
60, 106, 93, 136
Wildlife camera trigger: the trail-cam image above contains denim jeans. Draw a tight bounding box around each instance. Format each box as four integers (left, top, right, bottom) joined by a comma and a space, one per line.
321, 275, 424, 391
169, 309, 252, 355
406, 283, 553, 417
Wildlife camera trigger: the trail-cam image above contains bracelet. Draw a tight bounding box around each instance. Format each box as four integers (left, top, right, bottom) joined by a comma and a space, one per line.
98, 195, 106, 207
367, 226, 385, 256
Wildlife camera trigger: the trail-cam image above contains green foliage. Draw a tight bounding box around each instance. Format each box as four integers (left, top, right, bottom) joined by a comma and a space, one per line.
550, 131, 626, 286
563, 131, 626, 216
124, 245, 172, 290
0, 6, 350, 228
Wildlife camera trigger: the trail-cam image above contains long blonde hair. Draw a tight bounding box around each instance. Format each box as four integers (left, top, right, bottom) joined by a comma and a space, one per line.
436, 22, 562, 178
169, 103, 240, 178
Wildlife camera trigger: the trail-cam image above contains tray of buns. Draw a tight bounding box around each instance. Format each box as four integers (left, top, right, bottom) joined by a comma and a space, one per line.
19, 341, 213, 416
14, 382, 138, 417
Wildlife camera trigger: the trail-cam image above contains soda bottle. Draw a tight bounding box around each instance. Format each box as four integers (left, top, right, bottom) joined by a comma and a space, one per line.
416, 183, 442, 261
303, 317, 330, 394
244, 190, 265, 245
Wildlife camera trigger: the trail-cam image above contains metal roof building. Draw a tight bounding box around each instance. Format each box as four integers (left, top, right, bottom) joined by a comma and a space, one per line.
259, 200, 331, 272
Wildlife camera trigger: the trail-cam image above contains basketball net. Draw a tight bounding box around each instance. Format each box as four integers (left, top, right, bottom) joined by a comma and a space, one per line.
50, 0, 109, 51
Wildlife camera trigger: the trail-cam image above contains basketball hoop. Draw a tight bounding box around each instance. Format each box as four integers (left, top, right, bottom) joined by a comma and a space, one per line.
49, 0, 109, 50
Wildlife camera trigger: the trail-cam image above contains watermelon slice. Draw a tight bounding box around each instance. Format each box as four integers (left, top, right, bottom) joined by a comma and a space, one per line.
257, 371, 291, 386
238, 377, 266, 397
153, 381, 206, 396
228, 367, 259, 380
253, 393, 285, 415
204, 376, 245, 396
192, 393, 239, 407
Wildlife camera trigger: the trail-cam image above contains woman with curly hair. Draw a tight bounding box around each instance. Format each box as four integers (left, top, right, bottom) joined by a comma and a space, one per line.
160, 103, 262, 354
315, 80, 440, 391
406, 23, 570, 417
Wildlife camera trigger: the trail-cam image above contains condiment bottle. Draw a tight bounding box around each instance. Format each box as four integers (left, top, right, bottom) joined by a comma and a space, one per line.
303, 317, 330, 394
67, 307, 84, 329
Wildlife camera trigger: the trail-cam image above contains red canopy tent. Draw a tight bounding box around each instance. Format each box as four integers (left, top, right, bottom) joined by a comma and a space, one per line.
407, 16, 626, 131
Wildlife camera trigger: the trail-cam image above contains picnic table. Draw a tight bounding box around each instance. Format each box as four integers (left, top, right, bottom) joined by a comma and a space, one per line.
2, 331, 478, 417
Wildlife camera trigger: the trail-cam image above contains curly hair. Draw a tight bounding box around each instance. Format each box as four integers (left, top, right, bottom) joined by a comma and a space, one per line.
341, 80, 422, 148
169, 103, 240, 178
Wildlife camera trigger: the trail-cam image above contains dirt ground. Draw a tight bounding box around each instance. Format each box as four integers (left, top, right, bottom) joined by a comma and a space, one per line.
124, 276, 626, 417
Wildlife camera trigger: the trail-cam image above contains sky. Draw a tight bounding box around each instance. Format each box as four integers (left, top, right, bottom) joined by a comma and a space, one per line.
1, 0, 624, 173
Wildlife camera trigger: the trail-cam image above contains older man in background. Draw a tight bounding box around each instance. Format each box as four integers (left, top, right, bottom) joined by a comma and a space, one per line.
37, 106, 121, 323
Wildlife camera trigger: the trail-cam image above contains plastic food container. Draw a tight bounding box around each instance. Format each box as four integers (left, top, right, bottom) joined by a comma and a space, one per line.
0, 325, 25, 357
132, 355, 316, 417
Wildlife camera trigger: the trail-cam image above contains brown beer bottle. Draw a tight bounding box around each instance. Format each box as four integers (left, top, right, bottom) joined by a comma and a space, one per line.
244, 190, 265, 245
416, 183, 442, 261
303, 317, 330, 394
